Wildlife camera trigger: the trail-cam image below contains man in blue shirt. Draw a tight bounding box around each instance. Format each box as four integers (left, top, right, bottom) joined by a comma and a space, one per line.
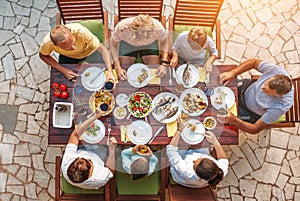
218, 59, 294, 134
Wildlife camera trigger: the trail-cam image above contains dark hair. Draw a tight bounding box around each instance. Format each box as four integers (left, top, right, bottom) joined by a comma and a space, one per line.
195, 158, 224, 187
269, 74, 292, 95
67, 158, 91, 183
130, 158, 149, 180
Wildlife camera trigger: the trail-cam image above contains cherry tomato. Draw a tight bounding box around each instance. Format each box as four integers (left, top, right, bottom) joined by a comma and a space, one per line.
52, 82, 59, 90
61, 91, 69, 99
59, 84, 67, 92
135, 95, 141, 101
54, 90, 61, 98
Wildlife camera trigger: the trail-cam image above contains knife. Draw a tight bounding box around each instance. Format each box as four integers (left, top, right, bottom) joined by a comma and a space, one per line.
89, 68, 105, 84
148, 126, 164, 144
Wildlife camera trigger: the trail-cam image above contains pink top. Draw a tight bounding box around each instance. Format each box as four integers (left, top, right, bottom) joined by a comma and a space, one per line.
112, 17, 168, 46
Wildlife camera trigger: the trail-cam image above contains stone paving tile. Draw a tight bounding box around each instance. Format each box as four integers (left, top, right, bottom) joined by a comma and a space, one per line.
0, 0, 300, 200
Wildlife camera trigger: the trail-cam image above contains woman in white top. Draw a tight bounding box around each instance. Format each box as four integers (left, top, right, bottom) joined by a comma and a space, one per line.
166, 115, 228, 188
170, 27, 218, 72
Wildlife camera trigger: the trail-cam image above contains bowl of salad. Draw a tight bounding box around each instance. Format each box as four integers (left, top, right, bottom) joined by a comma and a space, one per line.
127, 92, 152, 118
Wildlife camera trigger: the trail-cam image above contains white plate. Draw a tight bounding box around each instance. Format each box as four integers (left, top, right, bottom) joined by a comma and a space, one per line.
152, 92, 181, 123
127, 63, 151, 88
175, 64, 199, 88
81, 67, 106, 91
113, 106, 127, 120
127, 120, 152, 145
181, 119, 205, 145
180, 88, 208, 116
210, 86, 235, 110
116, 93, 129, 106
81, 119, 105, 144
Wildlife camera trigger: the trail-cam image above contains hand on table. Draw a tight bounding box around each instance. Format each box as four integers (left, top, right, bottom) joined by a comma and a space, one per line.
203, 60, 213, 72
108, 137, 117, 148
170, 56, 178, 68
134, 145, 153, 157
61, 68, 77, 80
106, 70, 117, 83
177, 114, 188, 132
219, 71, 235, 86
216, 109, 234, 124
203, 131, 219, 146
116, 67, 127, 81
155, 65, 167, 78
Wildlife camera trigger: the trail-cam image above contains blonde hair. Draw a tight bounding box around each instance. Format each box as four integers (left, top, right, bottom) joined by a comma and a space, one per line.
187, 27, 207, 49
50, 25, 71, 45
130, 14, 155, 40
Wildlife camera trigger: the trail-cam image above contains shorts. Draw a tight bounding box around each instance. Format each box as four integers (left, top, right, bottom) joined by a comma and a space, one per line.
119, 41, 159, 58
59, 51, 104, 64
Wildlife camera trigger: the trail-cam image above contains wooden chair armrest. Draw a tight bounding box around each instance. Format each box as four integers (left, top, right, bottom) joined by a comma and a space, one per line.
103, 10, 110, 49
215, 19, 221, 59
55, 156, 62, 201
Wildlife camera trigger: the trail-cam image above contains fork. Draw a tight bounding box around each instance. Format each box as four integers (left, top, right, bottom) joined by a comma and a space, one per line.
107, 124, 111, 145
124, 125, 128, 143
168, 68, 172, 85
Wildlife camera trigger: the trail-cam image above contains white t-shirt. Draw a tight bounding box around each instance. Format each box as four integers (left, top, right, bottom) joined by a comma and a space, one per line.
166, 145, 228, 188
172, 31, 218, 65
61, 143, 113, 189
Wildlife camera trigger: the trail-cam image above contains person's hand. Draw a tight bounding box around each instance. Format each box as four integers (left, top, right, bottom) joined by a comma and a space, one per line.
177, 114, 188, 132
115, 67, 127, 81
219, 71, 235, 86
170, 55, 178, 68
155, 65, 167, 78
203, 60, 213, 72
94, 104, 105, 118
135, 145, 152, 157
106, 70, 117, 83
216, 109, 234, 124
109, 137, 117, 148
203, 131, 219, 146
61, 68, 77, 80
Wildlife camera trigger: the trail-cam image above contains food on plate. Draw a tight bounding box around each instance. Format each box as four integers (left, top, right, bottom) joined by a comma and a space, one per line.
183, 92, 207, 113
138, 145, 149, 154
137, 68, 149, 84
128, 92, 152, 118
182, 64, 192, 85
203, 117, 217, 130
94, 90, 113, 108
153, 96, 179, 120
114, 106, 127, 119
86, 123, 100, 136
133, 130, 137, 136
188, 123, 197, 132
214, 89, 228, 105
85, 72, 91, 77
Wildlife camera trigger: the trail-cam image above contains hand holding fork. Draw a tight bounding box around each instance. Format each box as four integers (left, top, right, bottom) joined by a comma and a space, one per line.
107, 124, 111, 145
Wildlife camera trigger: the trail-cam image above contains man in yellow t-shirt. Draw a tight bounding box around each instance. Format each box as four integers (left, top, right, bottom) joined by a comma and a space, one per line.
39, 23, 115, 81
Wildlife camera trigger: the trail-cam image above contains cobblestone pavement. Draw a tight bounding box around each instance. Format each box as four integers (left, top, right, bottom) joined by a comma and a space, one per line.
0, 0, 299, 200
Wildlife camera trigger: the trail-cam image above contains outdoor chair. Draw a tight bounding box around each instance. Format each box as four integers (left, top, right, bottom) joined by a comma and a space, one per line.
55, 0, 110, 47
111, 150, 167, 201
251, 75, 300, 128
115, 0, 165, 25
167, 148, 218, 201
169, 0, 224, 59
55, 156, 112, 201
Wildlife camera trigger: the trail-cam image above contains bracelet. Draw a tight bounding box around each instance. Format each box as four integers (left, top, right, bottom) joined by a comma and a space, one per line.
177, 129, 182, 132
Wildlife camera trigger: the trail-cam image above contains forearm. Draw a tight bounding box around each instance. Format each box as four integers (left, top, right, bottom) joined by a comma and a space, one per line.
230, 116, 267, 134
106, 147, 115, 173
169, 130, 181, 147
39, 52, 66, 72
110, 39, 121, 69
98, 46, 113, 72
160, 38, 169, 61
231, 59, 261, 77
213, 141, 227, 159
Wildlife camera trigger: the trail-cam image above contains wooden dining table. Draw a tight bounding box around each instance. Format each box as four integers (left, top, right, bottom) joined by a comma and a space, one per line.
48, 63, 238, 146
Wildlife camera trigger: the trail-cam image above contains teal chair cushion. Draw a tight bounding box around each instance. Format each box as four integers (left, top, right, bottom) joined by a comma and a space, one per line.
78, 20, 105, 43
62, 175, 104, 194
115, 158, 160, 194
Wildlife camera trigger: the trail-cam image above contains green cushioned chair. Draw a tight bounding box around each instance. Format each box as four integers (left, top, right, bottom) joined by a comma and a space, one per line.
112, 153, 167, 200
55, 156, 110, 201
77, 20, 105, 43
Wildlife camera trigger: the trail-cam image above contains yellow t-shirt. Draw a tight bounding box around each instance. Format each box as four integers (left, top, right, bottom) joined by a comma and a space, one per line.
39, 23, 100, 59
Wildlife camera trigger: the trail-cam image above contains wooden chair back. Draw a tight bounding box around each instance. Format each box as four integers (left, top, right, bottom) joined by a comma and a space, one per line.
55, 0, 110, 47
251, 75, 300, 128
117, 0, 163, 23
111, 150, 167, 201
55, 156, 112, 201
169, 0, 224, 58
